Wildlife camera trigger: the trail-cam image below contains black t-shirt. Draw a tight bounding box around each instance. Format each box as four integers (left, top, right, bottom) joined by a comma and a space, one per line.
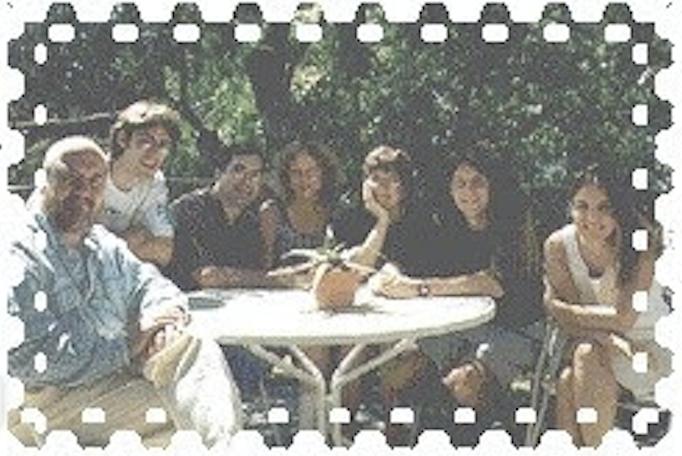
433, 215, 544, 329
332, 205, 441, 278
433, 225, 497, 277
165, 188, 265, 290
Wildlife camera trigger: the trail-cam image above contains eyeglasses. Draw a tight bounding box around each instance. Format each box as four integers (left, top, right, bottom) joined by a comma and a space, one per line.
60, 170, 106, 193
130, 130, 172, 155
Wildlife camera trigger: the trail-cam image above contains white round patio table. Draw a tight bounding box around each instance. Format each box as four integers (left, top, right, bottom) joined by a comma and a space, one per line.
187, 288, 495, 445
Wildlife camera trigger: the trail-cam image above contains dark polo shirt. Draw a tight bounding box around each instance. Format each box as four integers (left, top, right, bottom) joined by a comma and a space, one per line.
165, 188, 264, 291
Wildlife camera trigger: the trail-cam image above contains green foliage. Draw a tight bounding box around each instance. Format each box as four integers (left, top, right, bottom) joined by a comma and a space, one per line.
8, 5, 672, 234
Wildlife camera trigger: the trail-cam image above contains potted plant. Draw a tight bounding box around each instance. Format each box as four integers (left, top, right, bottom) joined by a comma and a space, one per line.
268, 236, 374, 311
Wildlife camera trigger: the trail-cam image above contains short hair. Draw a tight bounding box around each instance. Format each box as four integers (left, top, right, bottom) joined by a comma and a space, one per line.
363, 145, 413, 176
276, 141, 340, 207
362, 145, 416, 196
43, 136, 108, 185
109, 100, 181, 160
219, 144, 264, 173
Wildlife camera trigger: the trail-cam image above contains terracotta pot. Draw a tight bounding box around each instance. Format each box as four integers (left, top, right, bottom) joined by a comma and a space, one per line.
312, 263, 362, 310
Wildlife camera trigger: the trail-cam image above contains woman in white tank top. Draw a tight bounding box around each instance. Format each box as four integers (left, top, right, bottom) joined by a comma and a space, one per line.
543, 164, 670, 447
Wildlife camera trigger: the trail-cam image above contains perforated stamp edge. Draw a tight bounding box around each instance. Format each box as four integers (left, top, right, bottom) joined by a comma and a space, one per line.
1, 0, 680, 455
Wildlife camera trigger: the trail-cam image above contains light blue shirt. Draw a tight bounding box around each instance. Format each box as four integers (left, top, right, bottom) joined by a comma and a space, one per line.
8, 210, 185, 389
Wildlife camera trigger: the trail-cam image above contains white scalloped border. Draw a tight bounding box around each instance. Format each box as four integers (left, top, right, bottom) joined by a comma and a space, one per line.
1, 0, 680, 454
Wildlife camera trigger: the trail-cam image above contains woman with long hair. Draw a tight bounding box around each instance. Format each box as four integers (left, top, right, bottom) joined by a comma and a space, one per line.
260, 141, 340, 268
372, 147, 544, 437
544, 164, 670, 447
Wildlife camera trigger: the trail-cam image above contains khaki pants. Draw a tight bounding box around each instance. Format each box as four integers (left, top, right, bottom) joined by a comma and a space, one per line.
8, 336, 242, 449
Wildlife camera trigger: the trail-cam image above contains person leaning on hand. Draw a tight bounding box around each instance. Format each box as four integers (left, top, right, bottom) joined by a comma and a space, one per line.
7, 136, 242, 449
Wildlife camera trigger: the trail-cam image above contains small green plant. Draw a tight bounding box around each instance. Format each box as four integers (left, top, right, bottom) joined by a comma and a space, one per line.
268, 230, 374, 278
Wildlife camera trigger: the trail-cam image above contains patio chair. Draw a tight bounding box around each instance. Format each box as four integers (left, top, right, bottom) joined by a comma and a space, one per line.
524, 318, 566, 446
523, 318, 671, 447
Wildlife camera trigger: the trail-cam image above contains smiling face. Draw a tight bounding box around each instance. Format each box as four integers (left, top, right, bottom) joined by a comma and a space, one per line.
288, 151, 323, 201
570, 183, 618, 244
45, 149, 107, 236
366, 168, 404, 212
216, 153, 264, 209
116, 124, 172, 181
450, 162, 490, 227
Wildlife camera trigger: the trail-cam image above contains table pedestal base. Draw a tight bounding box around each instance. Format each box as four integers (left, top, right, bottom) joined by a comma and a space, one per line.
245, 338, 418, 446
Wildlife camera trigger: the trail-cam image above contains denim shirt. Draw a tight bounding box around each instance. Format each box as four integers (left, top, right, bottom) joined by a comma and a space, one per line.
8, 210, 186, 389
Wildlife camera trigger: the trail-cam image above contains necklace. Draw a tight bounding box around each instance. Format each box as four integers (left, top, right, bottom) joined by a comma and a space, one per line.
576, 233, 613, 278
288, 200, 328, 234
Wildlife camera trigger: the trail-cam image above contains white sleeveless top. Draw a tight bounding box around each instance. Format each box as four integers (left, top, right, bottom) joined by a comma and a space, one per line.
559, 224, 669, 341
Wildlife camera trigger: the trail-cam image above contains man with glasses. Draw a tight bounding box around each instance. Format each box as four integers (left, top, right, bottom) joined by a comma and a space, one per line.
166, 140, 287, 397
101, 100, 180, 266
166, 141, 281, 290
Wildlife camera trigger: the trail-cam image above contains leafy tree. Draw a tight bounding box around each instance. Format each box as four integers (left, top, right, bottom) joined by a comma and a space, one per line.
8, 3, 671, 231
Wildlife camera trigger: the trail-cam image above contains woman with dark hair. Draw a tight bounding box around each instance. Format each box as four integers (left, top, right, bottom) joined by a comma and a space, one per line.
544, 164, 670, 447
333, 145, 440, 438
335, 145, 435, 275
371, 148, 544, 433
260, 141, 341, 268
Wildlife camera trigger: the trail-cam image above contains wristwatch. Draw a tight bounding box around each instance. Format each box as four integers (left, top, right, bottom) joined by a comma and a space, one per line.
418, 280, 431, 297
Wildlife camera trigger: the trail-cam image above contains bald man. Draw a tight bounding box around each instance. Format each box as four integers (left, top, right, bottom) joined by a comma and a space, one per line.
8, 136, 241, 449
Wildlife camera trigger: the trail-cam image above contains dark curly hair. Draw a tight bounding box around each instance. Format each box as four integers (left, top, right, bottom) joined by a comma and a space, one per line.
196, 129, 264, 174
439, 146, 526, 233
276, 141, 340, 208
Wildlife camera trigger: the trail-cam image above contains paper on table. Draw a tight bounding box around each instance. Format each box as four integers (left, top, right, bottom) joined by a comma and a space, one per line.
187, 292, 225, 309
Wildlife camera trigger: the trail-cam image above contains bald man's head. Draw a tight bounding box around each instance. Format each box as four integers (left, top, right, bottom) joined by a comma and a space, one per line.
41, 136, 108, 237
42, 136, 108, 185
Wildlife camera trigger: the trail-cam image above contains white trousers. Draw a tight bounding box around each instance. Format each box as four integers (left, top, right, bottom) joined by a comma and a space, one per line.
8, 336, 242, 449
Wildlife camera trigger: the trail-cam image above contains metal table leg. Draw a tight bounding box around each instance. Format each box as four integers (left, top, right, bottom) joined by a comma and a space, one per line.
329, 338, 418, 445
247, 345, 327, 434
247, 338, 419, 446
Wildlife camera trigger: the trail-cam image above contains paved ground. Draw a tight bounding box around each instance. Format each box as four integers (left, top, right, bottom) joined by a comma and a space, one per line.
241, 370, 671, 447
